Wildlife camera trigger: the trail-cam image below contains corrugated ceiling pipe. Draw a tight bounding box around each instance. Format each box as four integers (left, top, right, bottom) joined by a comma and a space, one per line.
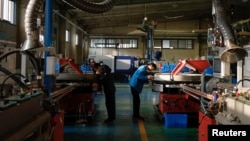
63, 0, 118, 14
213, 0, 235, 45
213, 0, 247, 63
22, 0, 43, 50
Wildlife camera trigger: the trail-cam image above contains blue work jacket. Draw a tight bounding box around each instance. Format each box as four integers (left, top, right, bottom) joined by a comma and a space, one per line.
129, 65, 149, 93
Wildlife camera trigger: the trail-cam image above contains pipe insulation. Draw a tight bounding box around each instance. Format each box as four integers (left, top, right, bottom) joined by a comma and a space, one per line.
22, 0, 44, 50
212, 0, 247, 63
62, 0, 119, 14
24, 0, 43, 34
213, 0, 235, 42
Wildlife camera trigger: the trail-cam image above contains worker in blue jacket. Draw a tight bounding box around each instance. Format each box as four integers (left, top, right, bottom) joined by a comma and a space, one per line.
129, 62, 156, 120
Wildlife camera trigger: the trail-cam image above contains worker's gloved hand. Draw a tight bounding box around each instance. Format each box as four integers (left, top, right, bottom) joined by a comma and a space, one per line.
147, 75, 154, 80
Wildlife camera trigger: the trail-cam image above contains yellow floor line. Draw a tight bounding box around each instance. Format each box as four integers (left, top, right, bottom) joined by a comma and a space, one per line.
138, 120, 148, 141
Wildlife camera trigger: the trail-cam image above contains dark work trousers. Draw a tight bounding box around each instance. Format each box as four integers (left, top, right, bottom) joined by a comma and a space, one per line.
104, 91, 116, 119
130, 86, 140, 117
101, 72, 116, 120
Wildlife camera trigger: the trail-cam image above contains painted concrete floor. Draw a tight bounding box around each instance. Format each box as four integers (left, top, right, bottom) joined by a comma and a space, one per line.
64, 84, 198, 141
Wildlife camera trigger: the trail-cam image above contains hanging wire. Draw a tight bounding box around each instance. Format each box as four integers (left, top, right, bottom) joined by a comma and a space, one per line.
0, 73, 29, 99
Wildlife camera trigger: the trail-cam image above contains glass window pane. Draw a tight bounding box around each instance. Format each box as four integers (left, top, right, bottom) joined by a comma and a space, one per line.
170, 40, 178, 48
75, 34, 78, 45
122, 39, 130, 48
162, 40, 170, 48
8, 0, 14, 23
89, 38, 138, 48
154, 39, 161, 48
90, 38, 105, 48
0, 1, 2, 18
0, 1, 16, 24
3, 0, 8, 20
65, 30, 70, 42
132, 39, 137, 48
186, 40, 193, 48
178, 40, 186, 48
106, 39, 116, 47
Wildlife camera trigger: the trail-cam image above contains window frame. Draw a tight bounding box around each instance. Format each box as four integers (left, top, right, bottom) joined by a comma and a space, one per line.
90, 38, 138, 49
161, 39, 194, 49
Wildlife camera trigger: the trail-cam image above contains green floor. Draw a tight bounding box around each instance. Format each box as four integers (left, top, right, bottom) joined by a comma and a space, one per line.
64, 84, 198, 141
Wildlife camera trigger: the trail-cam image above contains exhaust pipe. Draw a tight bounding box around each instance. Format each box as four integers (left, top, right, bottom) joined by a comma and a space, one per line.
62, 0, 118, 14
212, 0, 248, 63
22, 0, 43, 50
22, 0, 118, 51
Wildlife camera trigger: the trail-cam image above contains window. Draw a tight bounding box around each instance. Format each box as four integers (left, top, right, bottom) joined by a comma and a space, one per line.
162, 39, 193, 49
170, 40, 178, 48
106, 39, 116, 47
90, 38, 138, 48
75, 34, 78, 45
186, 40, 193, 49
65, 30, 70, 42
162, 40, 170, 48
91, 38, 105, 48
178, 40, 186, 48
121, 39, 137, 48
154, 39, 161, 48
0, 0, 15, 24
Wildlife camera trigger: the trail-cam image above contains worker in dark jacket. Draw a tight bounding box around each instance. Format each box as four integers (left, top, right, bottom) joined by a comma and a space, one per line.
93, 63, 116, 123
129, 62, 156, 121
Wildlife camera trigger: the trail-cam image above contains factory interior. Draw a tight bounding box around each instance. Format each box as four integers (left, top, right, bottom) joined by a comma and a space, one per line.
1, 0, 250, 141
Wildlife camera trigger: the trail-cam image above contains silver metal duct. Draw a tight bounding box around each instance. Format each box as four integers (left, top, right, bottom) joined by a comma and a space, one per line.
62, 0, 118, 14
212, 0, 248, 63
22, 0, 43, 50
22, 0, 117, 50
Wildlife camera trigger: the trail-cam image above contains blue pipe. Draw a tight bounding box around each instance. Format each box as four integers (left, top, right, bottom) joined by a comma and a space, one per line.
44, 0, 53, 95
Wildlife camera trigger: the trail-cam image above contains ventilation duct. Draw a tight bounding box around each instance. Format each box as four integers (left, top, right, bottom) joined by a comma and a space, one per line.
22, 0, 118, 51
62, 0, 118, 14
22, 0, 43, 50
212, 0, 247, 63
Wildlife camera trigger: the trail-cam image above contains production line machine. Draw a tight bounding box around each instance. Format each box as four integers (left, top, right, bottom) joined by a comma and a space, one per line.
150, 58, 234, 139
0, 48, 74, 140
0, 47, 97, 140
152, 59, 211, 114
152, 57, 250, 141
151, 59, 212, 128
56, 63, 97, 124
180, 78, 250, 141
